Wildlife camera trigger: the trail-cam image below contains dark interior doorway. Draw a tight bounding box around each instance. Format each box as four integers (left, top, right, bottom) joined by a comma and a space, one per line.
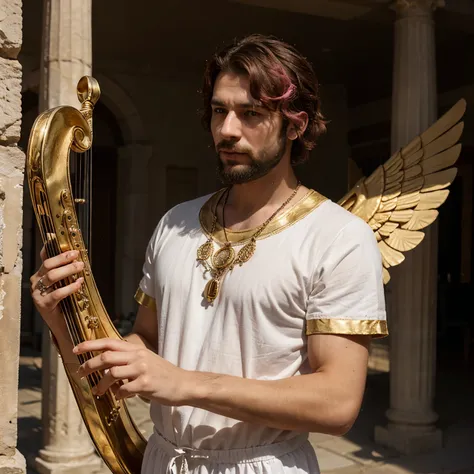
437, 149, 474, 370
89, 145, 118, 317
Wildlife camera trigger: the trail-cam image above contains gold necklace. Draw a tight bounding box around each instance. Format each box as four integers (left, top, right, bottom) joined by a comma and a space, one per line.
197, 182, 302, 303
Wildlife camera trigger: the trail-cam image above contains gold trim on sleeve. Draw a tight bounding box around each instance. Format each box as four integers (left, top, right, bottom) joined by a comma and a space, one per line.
134, 288, 157, 311
306, 318, 388, 338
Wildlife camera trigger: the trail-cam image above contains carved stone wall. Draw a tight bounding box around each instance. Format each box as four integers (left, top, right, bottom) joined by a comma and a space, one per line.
0, 0, 26, 473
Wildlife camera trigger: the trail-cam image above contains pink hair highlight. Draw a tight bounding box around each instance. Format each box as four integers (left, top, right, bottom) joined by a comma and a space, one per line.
261, 66, 305, 133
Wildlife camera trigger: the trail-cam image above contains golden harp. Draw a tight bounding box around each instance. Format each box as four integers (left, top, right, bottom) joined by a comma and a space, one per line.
26, 76, 146, 473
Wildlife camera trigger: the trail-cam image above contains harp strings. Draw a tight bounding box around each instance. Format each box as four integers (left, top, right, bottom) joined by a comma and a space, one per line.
72, 149, 92, 251
40, 201, 101, 388
40, 148, 101, 388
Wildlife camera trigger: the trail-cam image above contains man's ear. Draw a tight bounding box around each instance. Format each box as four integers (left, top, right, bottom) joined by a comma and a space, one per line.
286, 112, 309, 141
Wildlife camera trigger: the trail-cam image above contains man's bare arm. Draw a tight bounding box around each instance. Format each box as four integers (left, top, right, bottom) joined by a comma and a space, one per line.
124, 304, 158, 352
75, 331, 371, 436
188, 333, 370, 435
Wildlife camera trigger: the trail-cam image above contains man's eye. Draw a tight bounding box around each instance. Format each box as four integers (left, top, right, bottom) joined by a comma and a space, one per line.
213, 108, 225, 114
245, 110, 259, 117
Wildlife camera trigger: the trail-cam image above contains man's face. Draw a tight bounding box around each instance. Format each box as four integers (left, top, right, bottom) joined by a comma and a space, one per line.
210, 72, 289, 185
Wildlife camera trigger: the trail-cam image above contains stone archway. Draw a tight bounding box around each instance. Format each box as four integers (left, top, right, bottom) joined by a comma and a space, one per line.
93, 73, 147, 144
21, 70, 147, 146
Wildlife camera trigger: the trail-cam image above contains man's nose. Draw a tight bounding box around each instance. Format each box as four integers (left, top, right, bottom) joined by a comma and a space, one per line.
220, 112, 242, 140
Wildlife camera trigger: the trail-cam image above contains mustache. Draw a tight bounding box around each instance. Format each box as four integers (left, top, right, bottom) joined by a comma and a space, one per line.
216, 140, 250, 154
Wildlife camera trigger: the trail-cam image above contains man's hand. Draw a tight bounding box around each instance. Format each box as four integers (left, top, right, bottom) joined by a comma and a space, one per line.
30, 248, 84, 332
74, 338, 193, 404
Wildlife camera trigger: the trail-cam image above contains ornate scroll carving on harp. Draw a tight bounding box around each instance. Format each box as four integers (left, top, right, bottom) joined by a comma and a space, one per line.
26, 76, 147, 474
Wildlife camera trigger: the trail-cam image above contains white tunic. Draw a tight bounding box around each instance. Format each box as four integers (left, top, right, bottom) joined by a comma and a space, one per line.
136, 189, 387, 473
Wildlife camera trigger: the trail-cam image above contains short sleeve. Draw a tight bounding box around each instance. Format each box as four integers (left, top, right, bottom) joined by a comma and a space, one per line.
306, 218, 388, 338
134, 223, 161, 311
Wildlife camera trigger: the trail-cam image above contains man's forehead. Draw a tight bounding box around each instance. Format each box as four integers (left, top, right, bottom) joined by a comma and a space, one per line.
212, 72, 261, 107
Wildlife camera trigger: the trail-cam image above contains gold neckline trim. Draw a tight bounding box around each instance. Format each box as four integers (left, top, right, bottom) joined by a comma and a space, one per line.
199, 189, 328, 244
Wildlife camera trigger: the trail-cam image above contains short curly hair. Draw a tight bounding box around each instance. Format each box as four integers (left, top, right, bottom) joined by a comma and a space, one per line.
201, 34, 327, 165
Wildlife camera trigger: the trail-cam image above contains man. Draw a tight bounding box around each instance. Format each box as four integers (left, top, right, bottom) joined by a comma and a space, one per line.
31, 34, 387, 473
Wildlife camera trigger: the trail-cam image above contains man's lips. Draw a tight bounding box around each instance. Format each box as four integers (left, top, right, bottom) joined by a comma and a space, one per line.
219, 150, 249, 162
219, 149, 246, 155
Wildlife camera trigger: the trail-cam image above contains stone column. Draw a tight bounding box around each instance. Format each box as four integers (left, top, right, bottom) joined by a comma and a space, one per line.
115, 145, 153, 320
35, 1, 103, 473
0, 2, 27, 472
374, 0, 444, 455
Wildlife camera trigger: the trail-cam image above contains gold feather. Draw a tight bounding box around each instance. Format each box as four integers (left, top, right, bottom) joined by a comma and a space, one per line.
379, 240, 405, 267
401, 176, 424, 194
338, 98, 466, 284
423, 144, 462, 175
385, 229, 424, 252
379, 199, 397, 213
401, 209, 438, 231
396, 192, 420, 210
383, 184, 402, 201
420, 99, 466, 145
383, 151, 402, 172
423, 122, 464, 159
404, 165, 423, 180
404, 149, 424, 168
378, 222, 399, 237
386, 170, 404, 186
423, 168, 457, 192
369, 212, 392, 228
416, 190, 450, 210
390, 210, 414, 223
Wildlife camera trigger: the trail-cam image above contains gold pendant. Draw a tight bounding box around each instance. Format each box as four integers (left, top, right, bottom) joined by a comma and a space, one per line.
204, 278, 220, 303
197, 240, 213, 261
235, 238, 256, 265
212, 244, 235, 269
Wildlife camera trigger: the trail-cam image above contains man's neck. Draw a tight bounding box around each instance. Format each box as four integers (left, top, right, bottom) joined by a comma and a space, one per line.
222, 164, 305, 231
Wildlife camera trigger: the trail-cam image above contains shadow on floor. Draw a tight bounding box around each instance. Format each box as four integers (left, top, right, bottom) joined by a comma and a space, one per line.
339, 361, 474, 473
18, 416, 43, 470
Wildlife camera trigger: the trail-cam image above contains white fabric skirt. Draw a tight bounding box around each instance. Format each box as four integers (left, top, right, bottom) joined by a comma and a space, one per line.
141, 430, 320, 474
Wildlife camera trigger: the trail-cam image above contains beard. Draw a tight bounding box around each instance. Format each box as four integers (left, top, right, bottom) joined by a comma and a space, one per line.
215, 133, 287, 186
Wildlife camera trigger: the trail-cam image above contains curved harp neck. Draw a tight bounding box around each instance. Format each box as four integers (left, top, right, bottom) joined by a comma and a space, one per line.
77, 76, 101, 136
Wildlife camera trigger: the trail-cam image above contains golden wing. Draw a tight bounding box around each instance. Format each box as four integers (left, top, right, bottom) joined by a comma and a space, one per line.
338, 99, 467, 284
